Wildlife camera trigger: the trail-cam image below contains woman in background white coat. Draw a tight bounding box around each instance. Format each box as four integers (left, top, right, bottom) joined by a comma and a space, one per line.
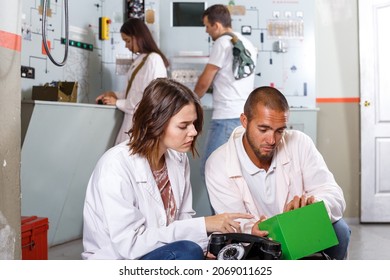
96, 18, 168, 145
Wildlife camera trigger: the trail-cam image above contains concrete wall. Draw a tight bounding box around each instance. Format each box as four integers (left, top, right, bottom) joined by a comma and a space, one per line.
0, 0, 22, 259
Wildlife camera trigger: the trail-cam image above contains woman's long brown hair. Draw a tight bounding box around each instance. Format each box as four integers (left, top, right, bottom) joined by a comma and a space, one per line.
128, 78, 203, 166
120, 17, 169, 67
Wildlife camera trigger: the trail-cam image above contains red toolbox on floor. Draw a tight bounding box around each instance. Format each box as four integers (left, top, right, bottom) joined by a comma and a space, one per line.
21, 216, 49, 260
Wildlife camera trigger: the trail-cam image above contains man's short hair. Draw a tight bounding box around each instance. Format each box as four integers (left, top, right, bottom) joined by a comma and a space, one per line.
244, 86, 289, 121
202, 4, 232, 28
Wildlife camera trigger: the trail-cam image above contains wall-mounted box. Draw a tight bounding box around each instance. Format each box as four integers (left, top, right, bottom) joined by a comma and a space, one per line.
32, 81, 78, 102
21, 66, 35, 79
99, 17, 111, 40
171, 2, 205, 27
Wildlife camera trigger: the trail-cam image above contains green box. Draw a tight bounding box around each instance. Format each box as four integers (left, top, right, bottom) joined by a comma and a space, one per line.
259, 201, 339, 260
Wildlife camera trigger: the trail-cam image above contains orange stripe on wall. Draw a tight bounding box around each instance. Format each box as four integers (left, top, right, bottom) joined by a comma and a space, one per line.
0, 30, 21, 52
316, 97, 360, 103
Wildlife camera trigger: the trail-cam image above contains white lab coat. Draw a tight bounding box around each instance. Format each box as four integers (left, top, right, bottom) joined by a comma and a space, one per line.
115, 52, 167, 144
206, 126, 346, 233
82, 141, 208, 260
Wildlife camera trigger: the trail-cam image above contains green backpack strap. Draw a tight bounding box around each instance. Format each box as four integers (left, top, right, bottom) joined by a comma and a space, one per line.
221, 32, 255, 80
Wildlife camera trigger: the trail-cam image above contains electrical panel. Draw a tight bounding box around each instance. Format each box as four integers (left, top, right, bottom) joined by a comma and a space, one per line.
159, 0, 316, 108
20, 0, 127, 103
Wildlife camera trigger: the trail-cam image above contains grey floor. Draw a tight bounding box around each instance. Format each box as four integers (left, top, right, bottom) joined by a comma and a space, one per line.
48, 222, 390, 260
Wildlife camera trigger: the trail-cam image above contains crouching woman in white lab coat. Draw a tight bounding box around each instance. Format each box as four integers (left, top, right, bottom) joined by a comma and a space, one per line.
82, 78, 252, 260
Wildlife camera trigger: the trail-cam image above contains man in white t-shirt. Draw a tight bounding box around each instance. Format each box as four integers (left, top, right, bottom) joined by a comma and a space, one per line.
194, 4, 257, 173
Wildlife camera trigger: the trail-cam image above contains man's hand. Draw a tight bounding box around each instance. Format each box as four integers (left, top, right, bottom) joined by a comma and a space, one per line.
194, 64, 219, 98
251, 215, 269, 237
283, 194, 316, 212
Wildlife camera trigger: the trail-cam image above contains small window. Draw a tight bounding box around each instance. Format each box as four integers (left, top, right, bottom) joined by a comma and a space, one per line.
172, 2, 206, 27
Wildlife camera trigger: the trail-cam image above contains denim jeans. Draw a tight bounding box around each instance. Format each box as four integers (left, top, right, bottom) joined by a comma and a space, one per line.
324, 218, 351, 260
139, 240, 204, 260
201, 118, 241, 176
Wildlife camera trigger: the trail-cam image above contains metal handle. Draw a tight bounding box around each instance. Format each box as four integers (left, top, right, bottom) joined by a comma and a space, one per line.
22, 240, 36, 250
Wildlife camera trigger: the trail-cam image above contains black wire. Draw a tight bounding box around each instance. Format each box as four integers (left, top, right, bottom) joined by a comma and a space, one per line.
42, 0, 69, 67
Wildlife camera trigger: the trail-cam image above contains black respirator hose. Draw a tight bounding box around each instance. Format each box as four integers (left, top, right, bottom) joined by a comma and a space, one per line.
42, 0, 69, 67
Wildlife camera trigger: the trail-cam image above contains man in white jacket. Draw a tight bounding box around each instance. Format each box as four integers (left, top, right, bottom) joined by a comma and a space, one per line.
205, 86, 351, 260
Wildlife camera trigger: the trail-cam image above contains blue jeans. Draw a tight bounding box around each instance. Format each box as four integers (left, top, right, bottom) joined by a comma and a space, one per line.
139, 240, 204, 260
324, 218, 351, 260
201, 118, 241, 175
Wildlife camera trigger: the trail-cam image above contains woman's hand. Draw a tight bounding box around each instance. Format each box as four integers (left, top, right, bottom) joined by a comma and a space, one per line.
96, 91, 117, 105
204, 213, 253, 234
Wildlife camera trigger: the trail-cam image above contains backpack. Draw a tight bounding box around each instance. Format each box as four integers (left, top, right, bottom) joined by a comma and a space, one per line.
222, 32, 255, 80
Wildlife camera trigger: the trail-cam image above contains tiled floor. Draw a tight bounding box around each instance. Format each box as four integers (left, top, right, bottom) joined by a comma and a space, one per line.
48, 222, 390, 260
347, 223, 390, 260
